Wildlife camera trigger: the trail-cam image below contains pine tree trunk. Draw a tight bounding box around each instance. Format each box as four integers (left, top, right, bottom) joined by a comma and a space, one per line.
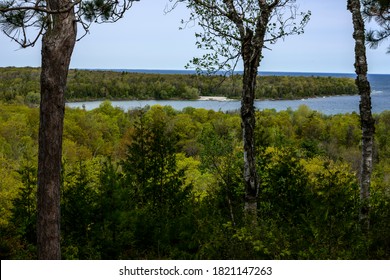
347, 0, 375, 233
37, 2, 76, 259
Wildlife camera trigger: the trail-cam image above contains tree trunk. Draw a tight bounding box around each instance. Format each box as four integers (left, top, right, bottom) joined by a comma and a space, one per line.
37, 1, 76, 259
347, 0, 375, 233
241, 29, 262, 225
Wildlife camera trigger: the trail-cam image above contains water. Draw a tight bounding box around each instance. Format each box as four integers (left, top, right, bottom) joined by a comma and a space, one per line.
67, 71, 390, 115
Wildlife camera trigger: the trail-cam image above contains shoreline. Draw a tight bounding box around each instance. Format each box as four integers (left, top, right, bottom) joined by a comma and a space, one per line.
198, 96, 235, 101
66, 93, 361, 104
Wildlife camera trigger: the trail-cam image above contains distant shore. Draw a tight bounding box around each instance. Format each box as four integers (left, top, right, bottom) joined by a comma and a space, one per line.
0, 67, 361, 104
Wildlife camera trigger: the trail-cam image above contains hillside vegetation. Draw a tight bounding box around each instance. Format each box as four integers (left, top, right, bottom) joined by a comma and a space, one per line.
1, 101, 389, 259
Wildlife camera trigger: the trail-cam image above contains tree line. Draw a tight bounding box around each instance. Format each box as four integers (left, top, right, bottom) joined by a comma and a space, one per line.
0, 67, 358, 104
1, 102, 389, 259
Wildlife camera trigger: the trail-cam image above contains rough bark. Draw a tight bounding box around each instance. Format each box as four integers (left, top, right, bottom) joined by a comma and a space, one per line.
240, 3, 270, 223
37, 0, 76, 259
241, 32, 261, 223
348, 0, 375, 232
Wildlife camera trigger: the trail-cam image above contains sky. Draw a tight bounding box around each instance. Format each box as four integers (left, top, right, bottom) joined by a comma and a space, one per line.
1, 0, 389, 74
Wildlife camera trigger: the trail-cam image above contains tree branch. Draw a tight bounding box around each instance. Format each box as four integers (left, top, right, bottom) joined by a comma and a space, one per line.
0, 0, 81, 15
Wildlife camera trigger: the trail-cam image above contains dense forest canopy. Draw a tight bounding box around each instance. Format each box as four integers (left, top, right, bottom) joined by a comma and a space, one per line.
1, 100, 389, 259
0, 67, 358, 104
0, 0, 387, 262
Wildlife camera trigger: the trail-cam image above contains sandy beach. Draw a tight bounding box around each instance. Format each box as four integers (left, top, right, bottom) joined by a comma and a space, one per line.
198, 96, 233, 101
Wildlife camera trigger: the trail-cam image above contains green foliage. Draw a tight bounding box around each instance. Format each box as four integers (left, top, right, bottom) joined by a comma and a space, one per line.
12, 163, 37, 244
181, 0, 310, 74
0, 101, 389, 259
375, 111, 390, 160
0, 67, 358, 104
219, 148, 362, 260
370, 182, 390, 258
256, 75, 358, 99
199, 120, 244, 225
61, 159, 101, 259
300, 157, 361, 259
118, 107, 196, 258
94, 159, 123, 259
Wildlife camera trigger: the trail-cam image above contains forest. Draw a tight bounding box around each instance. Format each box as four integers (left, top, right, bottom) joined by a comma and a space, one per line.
1, 99, 390, 259
0, 67, 358, 104
0, 0, 389, 262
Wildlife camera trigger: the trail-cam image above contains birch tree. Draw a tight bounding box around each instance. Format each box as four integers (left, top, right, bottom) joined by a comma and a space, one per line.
348, 0, 375, 232
170, 0, 310, 224
0, 0, 138, 259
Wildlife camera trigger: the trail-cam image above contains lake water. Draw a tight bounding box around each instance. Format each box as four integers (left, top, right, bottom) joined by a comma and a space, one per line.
66, 71, 390, 115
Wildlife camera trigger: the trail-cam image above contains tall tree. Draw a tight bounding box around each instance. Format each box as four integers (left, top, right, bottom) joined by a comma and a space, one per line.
170, 0, 310, 223
348, 0, 375, 232
0, 0, 138, 259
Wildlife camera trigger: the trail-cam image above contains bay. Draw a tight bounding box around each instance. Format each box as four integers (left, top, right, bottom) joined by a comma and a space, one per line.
66, 70, 390, 115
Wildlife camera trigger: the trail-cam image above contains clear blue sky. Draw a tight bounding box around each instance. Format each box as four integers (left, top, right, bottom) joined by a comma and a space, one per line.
1, 0, 389, 74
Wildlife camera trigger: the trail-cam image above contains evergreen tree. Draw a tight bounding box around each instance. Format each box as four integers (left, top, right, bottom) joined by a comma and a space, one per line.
120, 107, 193, 258
12, 164, 38, 252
